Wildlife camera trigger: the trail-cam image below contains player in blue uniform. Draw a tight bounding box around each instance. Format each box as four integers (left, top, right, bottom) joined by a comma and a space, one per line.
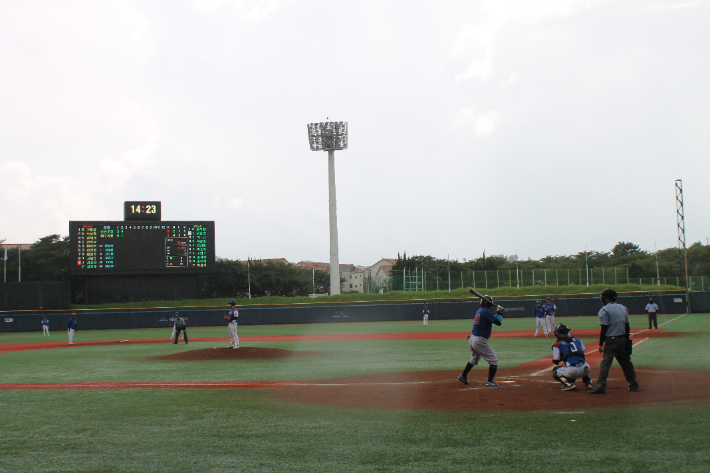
227, 300, 240, 349
422, 305, 429, 326
543, 297, 556, 334
551, 324, 593, 391
67, 314, 77, 345
533, 300, 547, 337
41, 316, 50, 337
457, 294, 503, 387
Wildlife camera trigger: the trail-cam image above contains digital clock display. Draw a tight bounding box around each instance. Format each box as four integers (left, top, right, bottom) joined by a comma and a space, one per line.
69, 221, 215, 275
124, 201, 161, 221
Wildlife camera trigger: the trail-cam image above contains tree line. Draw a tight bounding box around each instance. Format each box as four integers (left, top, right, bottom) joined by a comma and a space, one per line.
0, 235, 331, 302
391, 241, 710, 280
2, 236, 709, 302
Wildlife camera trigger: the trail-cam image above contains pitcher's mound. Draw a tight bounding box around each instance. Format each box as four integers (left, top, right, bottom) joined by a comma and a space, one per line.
274, 368, 710, 411
151, 346, 321, 361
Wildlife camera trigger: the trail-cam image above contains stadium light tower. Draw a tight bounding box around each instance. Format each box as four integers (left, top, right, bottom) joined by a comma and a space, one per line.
307, 121, 348, 295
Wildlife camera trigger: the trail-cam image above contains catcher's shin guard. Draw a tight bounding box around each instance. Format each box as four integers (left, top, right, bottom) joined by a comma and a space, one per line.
552, 366, 571, 386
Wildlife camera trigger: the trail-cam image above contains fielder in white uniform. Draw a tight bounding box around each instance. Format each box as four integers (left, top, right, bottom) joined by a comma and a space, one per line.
42, 316, 50, 336
543, 297, 556, 334
227, 300, 239, 349
422, 306, 429, 326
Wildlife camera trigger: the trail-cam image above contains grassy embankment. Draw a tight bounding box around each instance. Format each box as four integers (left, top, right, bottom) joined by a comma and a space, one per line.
72, 283, 685, 310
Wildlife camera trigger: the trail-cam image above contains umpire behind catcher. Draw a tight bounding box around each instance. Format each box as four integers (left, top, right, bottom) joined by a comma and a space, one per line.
589, 289, 639, 394
172, 313, 188, 345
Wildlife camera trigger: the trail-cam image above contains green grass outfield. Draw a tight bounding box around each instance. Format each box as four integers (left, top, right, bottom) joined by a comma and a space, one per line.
1, 313, 709, 472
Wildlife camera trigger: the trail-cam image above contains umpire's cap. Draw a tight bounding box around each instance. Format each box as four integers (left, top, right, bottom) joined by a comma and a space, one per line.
229, 300, 236, 306
601, 288, 617, 303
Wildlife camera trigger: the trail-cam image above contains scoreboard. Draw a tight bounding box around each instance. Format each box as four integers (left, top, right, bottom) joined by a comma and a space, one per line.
69, 221, 215, 275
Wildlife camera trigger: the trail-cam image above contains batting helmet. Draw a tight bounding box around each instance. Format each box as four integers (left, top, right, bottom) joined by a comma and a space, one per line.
480, 295, 494, 308
600, 288, 617, 303
536, 300, 542, 304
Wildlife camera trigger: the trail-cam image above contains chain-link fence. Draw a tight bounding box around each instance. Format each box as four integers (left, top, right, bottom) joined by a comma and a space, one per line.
372, 268, 710, 293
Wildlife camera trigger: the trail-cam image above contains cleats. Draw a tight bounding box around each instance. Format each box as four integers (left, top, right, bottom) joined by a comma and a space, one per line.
485, 381, 501, 387
457, 374, 469, 385
561, 384, 577, 391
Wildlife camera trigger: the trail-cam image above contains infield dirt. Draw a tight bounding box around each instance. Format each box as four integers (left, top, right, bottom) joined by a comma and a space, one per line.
273, 368, 710, 411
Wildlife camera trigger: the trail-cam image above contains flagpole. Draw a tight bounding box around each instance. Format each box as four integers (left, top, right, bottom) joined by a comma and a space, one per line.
18, 245, 21, 282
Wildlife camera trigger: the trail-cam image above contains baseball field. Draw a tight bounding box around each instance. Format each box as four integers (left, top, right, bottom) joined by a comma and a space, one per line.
1, 312, 709, 472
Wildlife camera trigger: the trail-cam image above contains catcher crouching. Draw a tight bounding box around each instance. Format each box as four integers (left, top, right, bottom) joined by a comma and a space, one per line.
551, 324, 593, 391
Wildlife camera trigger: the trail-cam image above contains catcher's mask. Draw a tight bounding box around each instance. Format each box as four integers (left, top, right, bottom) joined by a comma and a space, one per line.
554, 323, 570, 339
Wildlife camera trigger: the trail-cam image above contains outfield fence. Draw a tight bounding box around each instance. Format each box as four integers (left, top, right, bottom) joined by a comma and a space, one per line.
377, 269, 710, 293
2, 291, 708, 332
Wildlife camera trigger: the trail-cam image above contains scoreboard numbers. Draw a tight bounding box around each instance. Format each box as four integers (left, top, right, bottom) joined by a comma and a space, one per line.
69, 221, 215, 275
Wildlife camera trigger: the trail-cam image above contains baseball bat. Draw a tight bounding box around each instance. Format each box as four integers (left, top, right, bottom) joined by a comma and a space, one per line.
469, 288, 505, 312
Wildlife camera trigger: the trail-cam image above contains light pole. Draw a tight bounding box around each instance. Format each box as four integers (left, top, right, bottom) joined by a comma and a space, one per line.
307, 121, 348, 295
655, 242, 660, 286
585, 246, 589, 287
247, 256, 251, 299
515, 250, 519, 289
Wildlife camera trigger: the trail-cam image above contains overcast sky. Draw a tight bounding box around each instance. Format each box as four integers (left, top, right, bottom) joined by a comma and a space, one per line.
1, 0, 708, 265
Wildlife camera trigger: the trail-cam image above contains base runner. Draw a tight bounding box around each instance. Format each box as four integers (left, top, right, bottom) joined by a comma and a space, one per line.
551, 324, 593, 391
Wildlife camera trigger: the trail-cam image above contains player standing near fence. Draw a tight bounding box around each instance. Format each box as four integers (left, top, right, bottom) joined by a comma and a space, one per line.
533, 301, 547, 336
645, 298, 659, 329
543, 297, 556, 334
226, 300, 240, 349
67, 314, 77, 345
422, 305, 429, 326
457, 294, 503, 387
41, 316, 50, 337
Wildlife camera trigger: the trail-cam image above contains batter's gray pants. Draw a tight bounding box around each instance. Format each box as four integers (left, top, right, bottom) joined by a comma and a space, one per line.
468, 335, 498, 366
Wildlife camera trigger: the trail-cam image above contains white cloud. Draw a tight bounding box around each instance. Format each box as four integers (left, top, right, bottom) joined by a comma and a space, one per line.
0, 162, 104, 240
229, 198, 245, 208
454, 109, 499, 136
451, 0, 611, 84
100, 136, 160, 185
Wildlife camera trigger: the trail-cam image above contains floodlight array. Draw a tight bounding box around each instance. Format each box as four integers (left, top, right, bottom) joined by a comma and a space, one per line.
307, 121, 348, 151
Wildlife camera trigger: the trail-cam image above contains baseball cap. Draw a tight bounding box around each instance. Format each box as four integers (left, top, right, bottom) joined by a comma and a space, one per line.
229, 300, 236, 305
546, 297, 551, 300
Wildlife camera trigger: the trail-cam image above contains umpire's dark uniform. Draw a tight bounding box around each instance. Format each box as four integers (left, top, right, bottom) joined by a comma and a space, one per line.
173, 315, 188, 344
590, 289, 638, 394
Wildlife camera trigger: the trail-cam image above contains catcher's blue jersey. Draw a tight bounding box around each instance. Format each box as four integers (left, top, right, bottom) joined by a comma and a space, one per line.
553, 337, 586, 366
